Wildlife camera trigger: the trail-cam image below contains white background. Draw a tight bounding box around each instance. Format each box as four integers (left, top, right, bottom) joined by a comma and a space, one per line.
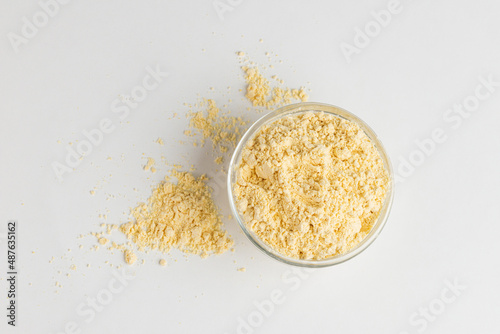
1, 0, 499, 333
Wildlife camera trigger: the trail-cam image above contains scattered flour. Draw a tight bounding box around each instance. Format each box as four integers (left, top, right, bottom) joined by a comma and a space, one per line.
242, 66, 308, 109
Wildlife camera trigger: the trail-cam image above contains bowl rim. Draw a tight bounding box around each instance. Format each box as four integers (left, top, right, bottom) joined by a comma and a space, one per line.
227, 102, 394, 267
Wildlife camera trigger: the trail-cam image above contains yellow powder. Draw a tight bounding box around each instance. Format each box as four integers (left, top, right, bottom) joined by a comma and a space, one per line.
109, 241, 126, 251
98, 237, 108, 245
159, 259, 167, 266
242, 66, 308, 109
124, 249, 137, 265
143, 157, 155, 171
119, 170, 233, 260
187, 99, 248, 154
234, 112, 389, 260
86, 53, 311, 267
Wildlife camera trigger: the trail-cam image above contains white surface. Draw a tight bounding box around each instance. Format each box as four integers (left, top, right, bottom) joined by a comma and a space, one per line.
1, 0, 500, 333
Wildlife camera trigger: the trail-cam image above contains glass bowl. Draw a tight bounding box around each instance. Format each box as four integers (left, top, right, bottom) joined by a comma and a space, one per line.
227, 102, 394, 267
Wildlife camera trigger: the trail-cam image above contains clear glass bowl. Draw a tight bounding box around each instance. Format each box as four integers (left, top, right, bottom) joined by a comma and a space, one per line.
227, 102, 394, 267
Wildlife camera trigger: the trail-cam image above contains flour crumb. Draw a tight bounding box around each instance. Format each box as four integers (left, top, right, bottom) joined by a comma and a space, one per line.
144, 157, 155, 171
124, 249, 137, 265
98, 237, 109, 245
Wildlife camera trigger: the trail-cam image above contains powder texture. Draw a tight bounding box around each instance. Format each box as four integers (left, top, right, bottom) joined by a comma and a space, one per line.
233, 112, 389, 260
186, 99, 248, 166
120, 170, 233, 259
86, 52, 310, 267
187, 99, 247, 153
124, 249, 137, 265
98, 237, 108, 245
143, 157, 155, 171
243, 67, 308, 109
